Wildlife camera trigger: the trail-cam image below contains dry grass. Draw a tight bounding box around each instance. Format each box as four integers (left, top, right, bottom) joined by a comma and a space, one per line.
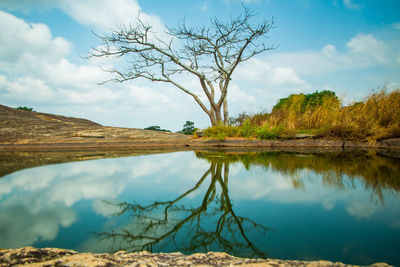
250, 89, 400, 142
208, 89, 400, 142
321, 90, 400, 141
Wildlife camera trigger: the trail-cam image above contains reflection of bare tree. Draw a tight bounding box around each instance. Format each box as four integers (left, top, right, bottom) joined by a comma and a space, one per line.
98, 160, 270, 258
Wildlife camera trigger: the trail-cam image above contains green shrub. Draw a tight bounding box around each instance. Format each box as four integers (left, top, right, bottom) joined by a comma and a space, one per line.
17, 106, 34, 111
239, 119, 254, 138
181, 121, 195, 135
144, 126, 171, 132
255, 125, 283, 140
203, 124, 239, 140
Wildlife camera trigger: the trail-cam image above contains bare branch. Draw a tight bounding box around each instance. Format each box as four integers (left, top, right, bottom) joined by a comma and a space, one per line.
90, 7, 275, 126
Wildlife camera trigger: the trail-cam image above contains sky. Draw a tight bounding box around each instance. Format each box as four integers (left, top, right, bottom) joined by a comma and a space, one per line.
0, 0, 399, 131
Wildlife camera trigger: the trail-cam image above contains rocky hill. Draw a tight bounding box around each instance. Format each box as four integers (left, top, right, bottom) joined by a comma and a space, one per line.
0, 104, 192, 148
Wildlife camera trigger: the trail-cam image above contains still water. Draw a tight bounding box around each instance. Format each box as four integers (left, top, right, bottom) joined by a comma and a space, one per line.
0, 150, 399, 265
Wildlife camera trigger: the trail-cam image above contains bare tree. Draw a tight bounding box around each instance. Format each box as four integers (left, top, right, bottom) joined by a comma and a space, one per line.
90, 8, 274, 126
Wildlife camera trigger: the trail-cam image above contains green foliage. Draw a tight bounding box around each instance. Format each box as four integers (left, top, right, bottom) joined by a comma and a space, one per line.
203, 121, 283, 140
144, 126, 171, 132
272, 90, 339, 113
17, 106, 34, 111
203, 124, 239, 141
254, 125, 284, 140
239, 119, 254, 138
181, 121, 195, 135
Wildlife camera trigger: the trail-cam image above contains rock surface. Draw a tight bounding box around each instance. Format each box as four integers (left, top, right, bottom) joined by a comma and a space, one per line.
0, 247, 393, 267
0, 104, 191, 148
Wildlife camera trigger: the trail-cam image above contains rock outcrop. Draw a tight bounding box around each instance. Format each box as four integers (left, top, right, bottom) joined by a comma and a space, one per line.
0, 247, 393, 267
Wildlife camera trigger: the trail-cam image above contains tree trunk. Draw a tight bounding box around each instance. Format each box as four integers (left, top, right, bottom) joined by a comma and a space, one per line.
223, 98, 229, 125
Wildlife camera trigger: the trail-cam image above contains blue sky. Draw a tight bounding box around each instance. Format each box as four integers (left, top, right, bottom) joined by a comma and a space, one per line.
0, 0, 399, 131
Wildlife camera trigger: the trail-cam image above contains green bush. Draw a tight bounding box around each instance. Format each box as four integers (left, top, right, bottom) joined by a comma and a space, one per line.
203, 124, 239, 140
144, 126, 171, 132
239, 119, 254, 138
255, 125, 283, 140
17, 106, 34, 111
181, 121, 195, 135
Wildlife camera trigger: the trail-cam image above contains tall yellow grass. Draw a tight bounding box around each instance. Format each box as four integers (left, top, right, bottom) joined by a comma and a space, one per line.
253, 89, 400, 141
324, 90, 400, 141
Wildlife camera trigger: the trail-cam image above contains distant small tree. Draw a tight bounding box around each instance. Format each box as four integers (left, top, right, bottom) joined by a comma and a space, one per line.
17, 106, 34, 112
144, 126, 171, 132
181, 121, 195, 135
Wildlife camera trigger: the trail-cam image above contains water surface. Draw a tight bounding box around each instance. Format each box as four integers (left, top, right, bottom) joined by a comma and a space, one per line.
0, 150, 399, 266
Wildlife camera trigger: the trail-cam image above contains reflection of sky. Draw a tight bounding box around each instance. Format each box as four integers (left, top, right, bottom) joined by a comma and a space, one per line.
0, 151, 399, 265
228, 165, 394, 219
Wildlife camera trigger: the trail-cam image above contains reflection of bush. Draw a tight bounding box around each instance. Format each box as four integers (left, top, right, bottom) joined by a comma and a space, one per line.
196, 150, 400, 201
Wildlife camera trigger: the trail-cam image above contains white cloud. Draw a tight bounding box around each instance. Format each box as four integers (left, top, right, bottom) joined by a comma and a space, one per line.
0, 76, 55, 103
266, 33, 397, 76
201, 1, 209, 11
0, 10, 190, 129
346, 34, 390, 64
392, 22, 400, 31
228, 57, 312, 114
0, 10, 70, 64
61, 0, 164, 33
0, 0, 164, 33
228, 84, 256, 105
343, 0, 362, 10
236, 58, 308, 86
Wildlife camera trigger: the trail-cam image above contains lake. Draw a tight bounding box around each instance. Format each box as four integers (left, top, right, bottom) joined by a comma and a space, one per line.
0, 149, 399, 266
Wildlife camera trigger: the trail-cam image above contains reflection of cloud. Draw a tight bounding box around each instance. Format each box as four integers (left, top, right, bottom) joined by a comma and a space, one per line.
346, 200, 380, 219
0, 152, 210, 249
228, 167, 388, 219
92, 199, 124, 217
0, 205, 75, 248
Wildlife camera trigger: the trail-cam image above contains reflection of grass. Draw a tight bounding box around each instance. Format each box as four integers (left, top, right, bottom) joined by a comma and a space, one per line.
204, 90, 400, 142
196, 150, 400, 202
